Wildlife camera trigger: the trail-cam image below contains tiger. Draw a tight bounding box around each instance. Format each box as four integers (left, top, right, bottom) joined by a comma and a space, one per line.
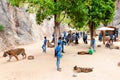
3, 48, 26, 61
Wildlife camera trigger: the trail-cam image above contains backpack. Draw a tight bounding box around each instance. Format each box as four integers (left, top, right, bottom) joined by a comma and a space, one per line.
55, 49, 58, 57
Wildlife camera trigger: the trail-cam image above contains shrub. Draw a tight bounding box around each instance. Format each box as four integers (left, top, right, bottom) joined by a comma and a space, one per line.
0, 24, 4, 31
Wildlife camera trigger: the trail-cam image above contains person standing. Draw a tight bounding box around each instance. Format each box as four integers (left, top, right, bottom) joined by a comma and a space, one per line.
110, 34, 113, 44
61, 37, 66, 53
91, 37, 96, 52
42, 36, 47, 53
58, 37, 65, 53
58, 37, 62, 44
83, 33, 88, 44
55, 42, 62, 71
98, 33, 102, 41
63, 31, 67, 39
75, 32, 79, 44
51, 33, 55, 43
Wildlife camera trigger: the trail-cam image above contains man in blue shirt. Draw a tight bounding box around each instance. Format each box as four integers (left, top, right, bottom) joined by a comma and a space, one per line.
58, 37, 62, 45
98, 33, 102, 41
58, 37, 65, 53
55, 42, 62, 71
61, 37, 66, 53
42, 37, 47, 53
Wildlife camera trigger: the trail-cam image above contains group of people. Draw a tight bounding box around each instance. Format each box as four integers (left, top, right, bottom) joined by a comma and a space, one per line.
41, 36, 65, 71
98, 30, 119, 49
41, 28, 120, 71
41, 31, 96, 71
51, 31, 88, 45
98, 28, 119, 42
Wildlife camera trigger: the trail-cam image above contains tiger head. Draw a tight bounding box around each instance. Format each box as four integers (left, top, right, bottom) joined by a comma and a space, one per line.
3, 51, 9, 57
73, 65, 78, 70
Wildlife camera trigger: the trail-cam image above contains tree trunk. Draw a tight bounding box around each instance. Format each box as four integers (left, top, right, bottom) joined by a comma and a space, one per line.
102, 30, 106, 44
54, 0, 60, 47
54, 21, 60, 47
89, 22, 94, 46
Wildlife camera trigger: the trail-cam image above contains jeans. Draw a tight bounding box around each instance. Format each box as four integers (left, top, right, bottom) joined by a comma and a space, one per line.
61, 45, 64, 53
42, 45, 46, 53
92, 45, 96, 52
56, 57, 60, 70
83, 38, 87, 44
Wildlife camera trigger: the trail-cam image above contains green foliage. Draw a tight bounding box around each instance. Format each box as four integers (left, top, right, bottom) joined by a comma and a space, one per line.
8, 0, 116, 30
36, 0, 54, 24
91, 0, 115, 28
66, 0, 89, 28
67, 0, 115, 29
7, 0, 25, 7
100, 0, 115, 25
0, 24, 4, 31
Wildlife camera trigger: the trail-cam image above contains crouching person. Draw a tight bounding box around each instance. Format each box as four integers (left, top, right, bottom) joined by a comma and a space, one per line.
105, 40, 110, 48
55, 42, 62, 71
88, 47, 94, 55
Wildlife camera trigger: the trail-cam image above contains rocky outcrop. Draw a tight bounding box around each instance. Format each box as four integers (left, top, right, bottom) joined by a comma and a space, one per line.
0, 0, 54, 51
112, 0, 120, 26
116, 0, 120, 9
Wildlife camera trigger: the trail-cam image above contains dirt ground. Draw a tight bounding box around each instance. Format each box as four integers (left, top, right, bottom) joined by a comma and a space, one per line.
0, 38, 120, 80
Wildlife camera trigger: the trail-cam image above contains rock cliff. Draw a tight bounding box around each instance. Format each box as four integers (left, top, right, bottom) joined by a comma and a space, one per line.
0, 0, 54, 51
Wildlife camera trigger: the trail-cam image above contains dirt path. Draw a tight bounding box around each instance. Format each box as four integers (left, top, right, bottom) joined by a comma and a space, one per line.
0, 39, 120, 80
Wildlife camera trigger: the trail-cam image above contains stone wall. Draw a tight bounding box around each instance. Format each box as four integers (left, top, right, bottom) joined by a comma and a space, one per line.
0, 0, 54, 51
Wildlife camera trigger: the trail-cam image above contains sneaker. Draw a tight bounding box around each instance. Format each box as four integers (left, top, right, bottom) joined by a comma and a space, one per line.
57, 68, 62, 71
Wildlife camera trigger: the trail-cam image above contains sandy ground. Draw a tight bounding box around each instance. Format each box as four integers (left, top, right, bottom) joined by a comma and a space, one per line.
0, 38, 120, 80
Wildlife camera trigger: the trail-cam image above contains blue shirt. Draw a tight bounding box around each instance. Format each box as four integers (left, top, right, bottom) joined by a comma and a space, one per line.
64, 32, 66, 37
58, 40, 62, 45
55, 45, 61, 58
43, 39, 47, 46
110, 35, 113, 40
83, 34, 87, 39
61, 40, 65, 46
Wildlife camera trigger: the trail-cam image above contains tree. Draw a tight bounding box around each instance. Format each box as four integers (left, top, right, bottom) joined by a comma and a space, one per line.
68, 0, 116, 45
89, 0, 115, 45
0, 24, 4, 31
8, 0, 69, 46
8, 0, 87, 46
8, 0, 116, 46
7, 0, 25, 7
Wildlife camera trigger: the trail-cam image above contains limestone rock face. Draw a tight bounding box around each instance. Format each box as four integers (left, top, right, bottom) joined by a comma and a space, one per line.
0, 0, 54, 51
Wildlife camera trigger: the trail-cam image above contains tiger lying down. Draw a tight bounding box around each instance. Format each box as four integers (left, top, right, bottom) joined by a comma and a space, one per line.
73, 65, 93, 73
47, 40, 54, 48
3, 48, 26, 61
77, 51, 89, 55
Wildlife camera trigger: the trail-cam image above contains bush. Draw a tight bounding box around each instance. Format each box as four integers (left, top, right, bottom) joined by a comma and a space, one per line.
0, 24, 4, 31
